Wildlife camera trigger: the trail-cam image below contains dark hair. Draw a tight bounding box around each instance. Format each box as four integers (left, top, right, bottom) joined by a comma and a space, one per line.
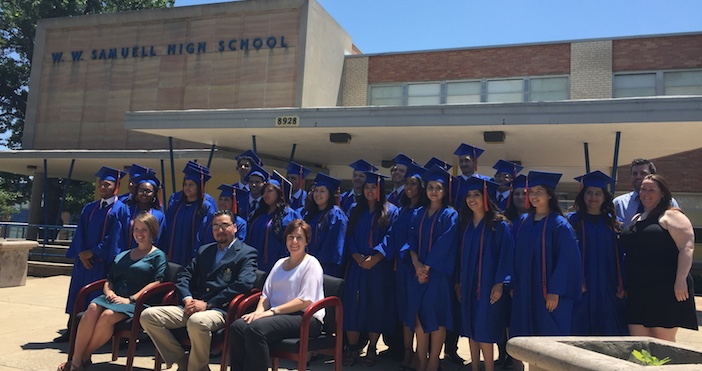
399, 175, 429, 208
250, 184, 288, 238
458, 188, 510, 230
573, 186, 621, 233
213, 209, 235, 223
284, 219, 312, 245
347, 183, 391, 235
643, 174, 675, 219
134, 212, 160, 240
631, 158, 657, 174
503, 187, 526, 222
180, 178, 208, 217
130, 182, 161, 211
426, 180, 452, 208
528, 185, 564, 216
304, 184, 334, 225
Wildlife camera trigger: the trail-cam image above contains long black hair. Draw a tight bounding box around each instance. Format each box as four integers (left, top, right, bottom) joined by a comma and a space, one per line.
179, 178, 208, 217
347, 183, 391, 235
643, 174, 676, 220
399, 175, 429, 209
573, 185, 621, 233
303, 184, 335, 226
459, 188, 510, 231
527, 185, 564, 216
250, 184, 288, 238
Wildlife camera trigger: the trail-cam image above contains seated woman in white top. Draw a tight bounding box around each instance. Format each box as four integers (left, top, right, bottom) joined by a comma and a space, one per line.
229, 219, 325, 371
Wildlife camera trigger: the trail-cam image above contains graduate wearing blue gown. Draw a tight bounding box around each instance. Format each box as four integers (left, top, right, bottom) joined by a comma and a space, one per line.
161, 161, 216, 266
511, 171, 582, 337
117, 163, 152, 204
302, 173, 348, 278
340, 159, 378, 214
451, 143, 491, 208
124, 172, 166, 250
65, 167, 130, 314
343, 172, 398, 367
401, 165, 459, 371
387, 153, 415, 207
457, 178, 514, 371
568, 171, 627, 336
286, 162, 312, 210
492, 159, 524, 212
246, 171, 301, 272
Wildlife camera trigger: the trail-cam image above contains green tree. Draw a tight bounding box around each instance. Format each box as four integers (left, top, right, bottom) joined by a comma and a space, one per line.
1, 0, 175, 149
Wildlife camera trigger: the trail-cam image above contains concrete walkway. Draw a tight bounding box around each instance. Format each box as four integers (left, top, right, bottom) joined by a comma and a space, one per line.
2, 275, 702, 371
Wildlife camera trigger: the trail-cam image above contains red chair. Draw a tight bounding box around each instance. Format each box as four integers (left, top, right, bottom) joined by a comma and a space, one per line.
234, 274, 344, 371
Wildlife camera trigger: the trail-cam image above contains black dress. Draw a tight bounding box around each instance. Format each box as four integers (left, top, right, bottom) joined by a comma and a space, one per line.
621, 215, 698, 330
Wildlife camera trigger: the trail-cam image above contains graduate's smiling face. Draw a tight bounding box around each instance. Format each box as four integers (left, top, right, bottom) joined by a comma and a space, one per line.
248, 175, 264, 197
351, 170, 366, 190
363, 183, 378, 202
136, 183, 155, 206
458, 155, 475, 176
390, 164, 407, 185
512, 188, 527, 213
404, 176, 421, 200
583, 186, 605, 214
98, 180, 116, 199
217, 196, 233, 211
313, 185, 330, 208
426, 180, 445, 202
237, 159, 252, 180
528, 185, 551, 210
182, 180, 199, 201
262, 184, 280, 207
465, 189, 484, 213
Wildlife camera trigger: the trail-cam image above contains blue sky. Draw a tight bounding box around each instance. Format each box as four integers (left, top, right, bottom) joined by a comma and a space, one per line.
175, 0, 702, 53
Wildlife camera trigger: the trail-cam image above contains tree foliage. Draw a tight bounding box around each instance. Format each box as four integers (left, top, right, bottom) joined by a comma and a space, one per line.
0, 0, 175, 149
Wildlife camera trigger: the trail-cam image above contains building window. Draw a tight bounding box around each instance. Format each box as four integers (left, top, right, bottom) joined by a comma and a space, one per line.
407, 83, 441, 106
369, 85, 403, 106
664, 70, 702, 95
613, 73, 656, 98
486, 79, 524, 103
446, 81, 481, 104
529, 76, 569, 102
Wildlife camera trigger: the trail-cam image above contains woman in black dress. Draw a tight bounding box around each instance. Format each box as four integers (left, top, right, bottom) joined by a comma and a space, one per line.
621, 174, 697, 341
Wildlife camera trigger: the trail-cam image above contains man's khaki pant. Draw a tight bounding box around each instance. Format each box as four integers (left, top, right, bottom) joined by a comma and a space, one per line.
140, 306, 225, 371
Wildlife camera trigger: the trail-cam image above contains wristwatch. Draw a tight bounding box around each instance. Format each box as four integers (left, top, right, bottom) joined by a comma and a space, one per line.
270, 307, 277, 315
129, 295, 136, 304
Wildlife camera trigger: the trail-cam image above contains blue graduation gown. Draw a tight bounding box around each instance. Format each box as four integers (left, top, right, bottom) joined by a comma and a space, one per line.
343, 204, 398, 333
375, 205, 419, 319
161, 191, 216, 266
302, 206, 348, 277
450, 174, 491, 207
340, 191, 359, 214
246, 207, 300, 272
387, 188, 405, 207
65, 198, 129, 313
125, 204, 166, 250
458, 219, 514, 343
203, 215, 247, 245
567, 212, 628, 335
401, 206, 459, 333
511, 212, 582, 337
289, 190, 307, 210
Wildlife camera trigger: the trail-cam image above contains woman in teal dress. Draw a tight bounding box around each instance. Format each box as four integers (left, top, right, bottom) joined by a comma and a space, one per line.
59, 213, 167, 371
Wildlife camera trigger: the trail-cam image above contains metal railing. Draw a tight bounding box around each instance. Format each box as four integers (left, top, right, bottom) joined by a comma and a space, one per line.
0, 222, 77, 260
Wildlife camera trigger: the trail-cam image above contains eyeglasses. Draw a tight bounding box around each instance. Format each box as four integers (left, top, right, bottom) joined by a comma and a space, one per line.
212, 223, 233, 230
137, 189, 154, 195
238, 163, 251, 169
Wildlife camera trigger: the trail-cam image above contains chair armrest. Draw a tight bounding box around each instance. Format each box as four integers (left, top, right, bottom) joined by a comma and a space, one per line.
225, 293, 246, 323
234, 291, 262, 318
72, 279, 108, 316
132, 282, 176, 319
300, 296, 342, 339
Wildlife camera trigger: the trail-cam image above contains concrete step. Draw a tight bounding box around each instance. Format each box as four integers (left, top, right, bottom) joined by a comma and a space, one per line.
30, 245, 72, 264
27, 261, 72, 277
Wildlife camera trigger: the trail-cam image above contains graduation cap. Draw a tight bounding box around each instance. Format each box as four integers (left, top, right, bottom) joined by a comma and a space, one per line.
392, 153, 416, 167
270, 170, 293, 202
454, 143, 485, 172
217, 183, 239, 214
348, 159, 378, 173
132, 172, 161, 189
128, 163, 153, 179
364, 172, 388, 202
236, 149, 264, 167
510, 174, 527, 189
574, 170, 614, 190
183, 161, 212, 183
424, 157, 452, 171
406, 163, 427, 179
244, 163, 269, 182
422, 164, 451, 184
286, 161, 312, 191
95, 166, 126, 182
493, 159, 523, 177
461, 177, 500, 211
527, 171, 562, 189
314, 173, 342, 206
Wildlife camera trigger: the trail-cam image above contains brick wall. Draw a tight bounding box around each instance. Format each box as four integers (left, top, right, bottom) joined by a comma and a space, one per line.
340, 56, 368, 106
570, 41, 612, 99
613, 34, 702, 72
367, 43, 571, 83
615, 147, 702, 193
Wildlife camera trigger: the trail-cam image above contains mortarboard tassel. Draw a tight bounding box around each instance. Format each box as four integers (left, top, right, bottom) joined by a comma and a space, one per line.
525, 177, 530, 210
113, 170, 122, 196
232, 187, 238, 215
483, 180, 489, 212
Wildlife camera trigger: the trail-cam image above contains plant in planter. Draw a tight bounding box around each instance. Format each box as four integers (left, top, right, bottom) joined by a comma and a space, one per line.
631, 349, 671, 366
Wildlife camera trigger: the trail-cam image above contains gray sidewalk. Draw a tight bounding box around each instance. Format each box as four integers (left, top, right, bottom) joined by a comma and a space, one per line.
2, 275, 701, 371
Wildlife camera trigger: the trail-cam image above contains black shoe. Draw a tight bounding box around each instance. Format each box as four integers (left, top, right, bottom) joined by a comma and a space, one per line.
53, 331, 70, 343
444, 350, 465, 364
502, 356, 514, 370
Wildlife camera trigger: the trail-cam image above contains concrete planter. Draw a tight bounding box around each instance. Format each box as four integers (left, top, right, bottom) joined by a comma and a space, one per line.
0, 239, 39, 287
508, 336, 702, 370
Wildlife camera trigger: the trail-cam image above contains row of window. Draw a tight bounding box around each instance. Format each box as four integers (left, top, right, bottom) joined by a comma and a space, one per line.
368, 70, 702, 106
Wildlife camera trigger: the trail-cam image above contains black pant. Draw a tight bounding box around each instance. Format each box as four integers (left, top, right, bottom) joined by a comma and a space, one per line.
229, 313, 322, 371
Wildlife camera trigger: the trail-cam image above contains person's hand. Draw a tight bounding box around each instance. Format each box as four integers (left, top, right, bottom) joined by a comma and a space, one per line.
490, 283, 503, 304
454, 284, 461, 303
184, 299, 207, 315
674, 278, 689, 302
242, 309, 274, 324
545, 293, 559, 312
110, 296, 130, 305
414, 262, 428, 283
78, 250, 94, 269
359, 255, 375, 270
616, 286, 626, 299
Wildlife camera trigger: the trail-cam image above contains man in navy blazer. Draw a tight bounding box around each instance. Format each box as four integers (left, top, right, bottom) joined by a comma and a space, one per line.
141, 209, 257, 371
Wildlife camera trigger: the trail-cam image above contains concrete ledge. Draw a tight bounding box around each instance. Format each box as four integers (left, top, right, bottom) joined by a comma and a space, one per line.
0, 239, 39, 287
508, 336, 702, 371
